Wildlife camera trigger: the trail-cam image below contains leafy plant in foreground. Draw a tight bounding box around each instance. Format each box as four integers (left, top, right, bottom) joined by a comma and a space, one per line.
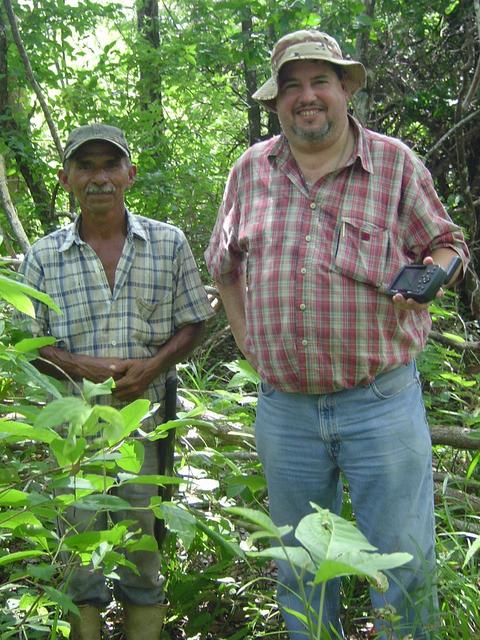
227, 504, 412, 640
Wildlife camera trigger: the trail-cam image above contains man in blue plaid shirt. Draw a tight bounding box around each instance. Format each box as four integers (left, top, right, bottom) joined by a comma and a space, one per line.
20, 124, 213, 640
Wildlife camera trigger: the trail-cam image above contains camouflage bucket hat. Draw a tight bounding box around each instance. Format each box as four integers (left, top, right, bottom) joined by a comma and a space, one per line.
63, 124, 131, 164
252, 30, 367, 112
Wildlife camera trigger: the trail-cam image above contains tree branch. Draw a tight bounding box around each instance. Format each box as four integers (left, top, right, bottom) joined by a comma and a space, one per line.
0, 154, 30, 253
2, 0, 63, 159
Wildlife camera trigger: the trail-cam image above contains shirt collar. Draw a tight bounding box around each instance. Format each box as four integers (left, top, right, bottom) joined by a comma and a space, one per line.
268, 115, 374, 175
59, 208, 147, 252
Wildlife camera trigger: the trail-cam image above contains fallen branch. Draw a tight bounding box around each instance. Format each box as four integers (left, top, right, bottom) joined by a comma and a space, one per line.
431, 425, 480, 450
429, 330, 480, 352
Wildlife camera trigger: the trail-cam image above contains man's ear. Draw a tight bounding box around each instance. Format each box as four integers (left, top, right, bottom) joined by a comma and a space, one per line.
57, 168, 72, 192
127, 164, 137, 188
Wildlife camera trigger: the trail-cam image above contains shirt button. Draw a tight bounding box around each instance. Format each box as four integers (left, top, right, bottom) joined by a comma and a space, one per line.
301, 268, 307, 274
302, 339, 308, 346
310, 202, 316, 209
299, 303, 306, 311
305, 235, 311, 242
111, 340, 117, 346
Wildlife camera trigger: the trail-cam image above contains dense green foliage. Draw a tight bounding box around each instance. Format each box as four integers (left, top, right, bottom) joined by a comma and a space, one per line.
0, 0, 479, 638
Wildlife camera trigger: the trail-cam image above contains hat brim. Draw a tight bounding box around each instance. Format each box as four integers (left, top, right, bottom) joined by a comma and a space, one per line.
252, 58, 366, 112
63, 138, 130, 163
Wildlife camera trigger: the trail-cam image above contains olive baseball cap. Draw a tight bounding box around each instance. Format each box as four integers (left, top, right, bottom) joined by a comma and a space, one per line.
63, 124, 131, 164
252, 30, 366, 112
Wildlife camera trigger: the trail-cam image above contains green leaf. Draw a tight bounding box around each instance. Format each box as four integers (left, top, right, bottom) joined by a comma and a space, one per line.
227, 506, 292, 539
26, 562, 57, 581
0, 274, 61, 313
0, 509, 42, 530
0, 550, 46, 566
117, 473, 182, 486
295, 506, 376, 563
16, 359, 64, 399
157, 502, 197, 549
249, 546, 315, 573
225, 359, 260, 388
0, 488, 28, 507
83, 377, 115, 401
72, 494, 132, 512
50, 437, 87, 467
195, 517, 245, 559
120, 399, 151, 432
116, 441, 144, 473
14, 336, 56, 352
34, 397, 92, 430
463, 535, 480, 566
0, 420, 59, 444
43, 585, 78, 613
313, 551, 411, 586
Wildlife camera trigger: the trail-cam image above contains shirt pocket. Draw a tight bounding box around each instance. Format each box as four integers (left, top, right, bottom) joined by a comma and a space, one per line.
332, 219, 391, 289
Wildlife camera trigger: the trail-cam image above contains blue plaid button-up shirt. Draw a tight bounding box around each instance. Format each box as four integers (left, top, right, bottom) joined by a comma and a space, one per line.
20, 209, 213, 409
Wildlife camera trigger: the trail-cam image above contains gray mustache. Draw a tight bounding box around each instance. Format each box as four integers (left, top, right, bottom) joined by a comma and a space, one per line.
86, 185, 115, 194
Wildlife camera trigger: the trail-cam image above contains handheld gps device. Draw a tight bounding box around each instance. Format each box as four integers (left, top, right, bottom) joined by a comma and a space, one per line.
387, 255, 462, 303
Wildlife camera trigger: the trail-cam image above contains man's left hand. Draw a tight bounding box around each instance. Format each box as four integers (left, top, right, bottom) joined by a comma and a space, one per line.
112, 358, 159, 401
391, 256, 443, 311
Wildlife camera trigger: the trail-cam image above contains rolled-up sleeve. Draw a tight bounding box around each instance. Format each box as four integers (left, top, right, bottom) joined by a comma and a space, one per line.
204, 163, 246, 284
401, 157, 470, 270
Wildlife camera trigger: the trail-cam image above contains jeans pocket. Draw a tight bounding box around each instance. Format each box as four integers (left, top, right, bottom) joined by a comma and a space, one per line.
259, 380, 276, 398
370, 363, 417, 400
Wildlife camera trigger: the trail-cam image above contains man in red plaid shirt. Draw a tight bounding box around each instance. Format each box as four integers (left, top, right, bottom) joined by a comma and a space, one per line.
206, 30, 469, 639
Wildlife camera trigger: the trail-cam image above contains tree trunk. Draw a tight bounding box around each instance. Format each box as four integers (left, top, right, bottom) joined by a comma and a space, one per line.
0, 6, 52, 238
241, 8, 262, 145
136, 0, 163, 113
353, 0, 376, 124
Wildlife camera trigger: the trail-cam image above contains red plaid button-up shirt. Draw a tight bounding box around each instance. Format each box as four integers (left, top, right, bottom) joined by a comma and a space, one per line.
205, 118, 469, 394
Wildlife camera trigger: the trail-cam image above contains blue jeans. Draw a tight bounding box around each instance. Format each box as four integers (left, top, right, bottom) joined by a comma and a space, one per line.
255, 362, 437, 639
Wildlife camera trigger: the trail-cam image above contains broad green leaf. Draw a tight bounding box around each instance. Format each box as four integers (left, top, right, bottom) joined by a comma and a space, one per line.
125, 534, 158, 552
0, 488, 28, 507
117, 473, 182, 486
83, 377, 115, 401
72, 494, 132, 512
0, 420, 59, 444
64, 525, 129, 551
0, 274, 61, 313
249, 546, 314, 573
50, 437, 87, 467
116, 441, 144, 473
227, 506, 292, 539
0, 509, 42, 530
34, 397, 92, 429
295, 507, 376, 562
43, 585, 78, 614
158, 502, 197, 550
14, 336, 56, 352
313, 551, 411, 587
0, 287, 35, 316
225, 359, 260, 388
26, 563, 56, 581
120, 399, 151, 432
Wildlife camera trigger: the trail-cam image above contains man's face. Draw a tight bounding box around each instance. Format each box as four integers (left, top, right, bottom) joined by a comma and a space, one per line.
276, 60, 349, 151
58, 141, 136, 216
